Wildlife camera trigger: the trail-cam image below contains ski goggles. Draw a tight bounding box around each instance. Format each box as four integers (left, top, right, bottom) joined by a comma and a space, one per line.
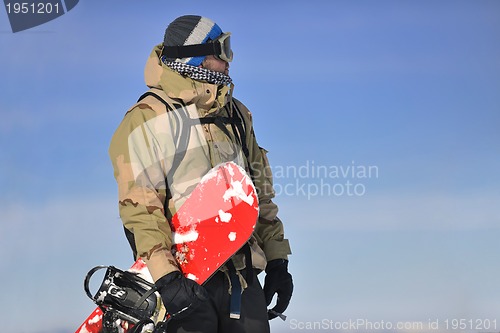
162, 32, 233, 62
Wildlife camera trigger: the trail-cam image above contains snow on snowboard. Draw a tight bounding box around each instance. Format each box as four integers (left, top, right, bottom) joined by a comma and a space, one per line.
76, 162, 258, 333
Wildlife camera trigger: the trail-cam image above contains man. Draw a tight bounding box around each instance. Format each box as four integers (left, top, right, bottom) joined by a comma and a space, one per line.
109, 15, 293, 332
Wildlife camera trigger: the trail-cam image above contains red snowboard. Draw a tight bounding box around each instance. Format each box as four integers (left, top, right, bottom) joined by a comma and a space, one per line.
76, 162, 258, 333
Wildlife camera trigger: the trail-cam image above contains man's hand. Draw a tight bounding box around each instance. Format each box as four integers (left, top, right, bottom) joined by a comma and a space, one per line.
263, 259, 293, 320
156, 271, 209, 320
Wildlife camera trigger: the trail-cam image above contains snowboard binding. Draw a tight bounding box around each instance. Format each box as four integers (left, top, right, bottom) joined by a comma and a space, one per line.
84, 265, 162, 333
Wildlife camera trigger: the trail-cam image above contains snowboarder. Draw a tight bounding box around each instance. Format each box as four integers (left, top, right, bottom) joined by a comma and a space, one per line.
109, 15, 293, 332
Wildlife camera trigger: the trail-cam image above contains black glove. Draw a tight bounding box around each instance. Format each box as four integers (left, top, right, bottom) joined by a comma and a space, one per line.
263, 259, 293, 320
155, 271, 209, 320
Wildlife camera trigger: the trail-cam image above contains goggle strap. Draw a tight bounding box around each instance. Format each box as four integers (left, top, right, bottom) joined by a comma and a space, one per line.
162, 43, 222, 59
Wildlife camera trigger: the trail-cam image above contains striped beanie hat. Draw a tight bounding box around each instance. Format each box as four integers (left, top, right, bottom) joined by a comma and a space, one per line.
163, 15, 223, 66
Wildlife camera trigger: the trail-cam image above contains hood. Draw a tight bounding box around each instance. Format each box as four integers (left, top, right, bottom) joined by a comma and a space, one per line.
144, 44, 230, 114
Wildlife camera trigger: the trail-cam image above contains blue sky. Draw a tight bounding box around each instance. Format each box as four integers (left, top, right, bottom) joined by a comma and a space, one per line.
1, 1, 499, 332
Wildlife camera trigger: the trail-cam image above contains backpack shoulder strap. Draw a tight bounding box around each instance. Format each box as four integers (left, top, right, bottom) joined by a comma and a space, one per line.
134, 88, 175, 113
230, 99, 250, 160
137, 90, 170, 109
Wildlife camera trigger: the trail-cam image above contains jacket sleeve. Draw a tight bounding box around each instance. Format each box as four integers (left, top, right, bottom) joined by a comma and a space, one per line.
234, 99, 292, 262
109, 105, 179, 282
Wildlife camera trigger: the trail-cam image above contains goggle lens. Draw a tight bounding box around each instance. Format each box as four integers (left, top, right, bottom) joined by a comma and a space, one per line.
215, 33, 233, 62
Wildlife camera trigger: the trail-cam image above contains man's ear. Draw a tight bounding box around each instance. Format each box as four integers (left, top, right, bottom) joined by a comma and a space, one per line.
200, 58, 207, 68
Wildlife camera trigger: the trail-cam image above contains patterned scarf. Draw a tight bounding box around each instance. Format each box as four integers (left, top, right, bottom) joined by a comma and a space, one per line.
162, 58, 232, 86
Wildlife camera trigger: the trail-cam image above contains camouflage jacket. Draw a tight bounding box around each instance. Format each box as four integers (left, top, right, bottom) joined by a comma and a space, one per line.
109, 45, 291, 282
